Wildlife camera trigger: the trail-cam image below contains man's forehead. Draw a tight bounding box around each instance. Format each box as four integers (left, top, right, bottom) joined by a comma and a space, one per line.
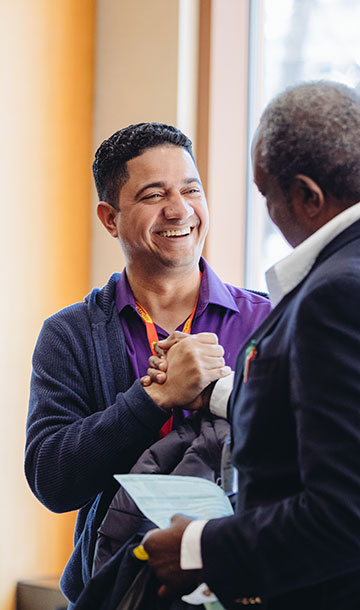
129, 143, 192, 162
125, 145, 199, 183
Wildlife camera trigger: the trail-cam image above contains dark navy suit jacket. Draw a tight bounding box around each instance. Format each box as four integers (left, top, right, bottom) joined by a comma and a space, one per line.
201, 219, 360, 610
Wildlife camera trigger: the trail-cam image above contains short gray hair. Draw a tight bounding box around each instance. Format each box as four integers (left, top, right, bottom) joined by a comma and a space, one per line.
257, 81, 360, 205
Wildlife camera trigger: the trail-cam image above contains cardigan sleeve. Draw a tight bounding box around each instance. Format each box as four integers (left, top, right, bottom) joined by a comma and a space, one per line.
25, 314, 170, 513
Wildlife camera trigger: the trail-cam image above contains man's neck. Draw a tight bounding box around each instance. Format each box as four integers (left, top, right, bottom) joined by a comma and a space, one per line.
126, 263, 202, 334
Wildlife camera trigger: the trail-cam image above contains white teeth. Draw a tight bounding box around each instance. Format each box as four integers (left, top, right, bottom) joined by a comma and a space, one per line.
158, 227, 191, 237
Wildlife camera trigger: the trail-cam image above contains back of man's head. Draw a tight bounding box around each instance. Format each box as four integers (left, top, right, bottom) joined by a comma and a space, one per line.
257, 80, 360, 207
93, 122, 194, 209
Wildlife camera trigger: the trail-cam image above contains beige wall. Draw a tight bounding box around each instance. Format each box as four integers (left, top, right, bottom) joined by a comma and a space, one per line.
0, 2, 95, 608
91, 0, 184, 287
205, 0, 249, 286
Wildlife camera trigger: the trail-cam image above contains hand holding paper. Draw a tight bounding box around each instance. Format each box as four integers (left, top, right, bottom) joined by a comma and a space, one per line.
115, 474, 233, 608
143, 514, 200, 600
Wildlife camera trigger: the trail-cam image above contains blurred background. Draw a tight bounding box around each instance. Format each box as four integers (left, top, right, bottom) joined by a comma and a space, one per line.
1, 0, 359, 608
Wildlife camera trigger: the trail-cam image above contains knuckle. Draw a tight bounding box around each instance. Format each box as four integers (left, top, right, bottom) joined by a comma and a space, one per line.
173, 330, 187, 340
182, 340, 195, 355
210, 344, 224, 357
203, 332, 218, 344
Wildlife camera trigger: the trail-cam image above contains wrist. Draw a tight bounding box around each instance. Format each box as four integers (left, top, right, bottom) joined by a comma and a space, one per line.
201, 382, 216, 408
144, 384, 172, 410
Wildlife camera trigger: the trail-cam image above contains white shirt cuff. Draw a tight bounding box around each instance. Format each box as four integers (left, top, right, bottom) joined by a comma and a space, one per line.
209, 371, 234, 419
180, 519, 207, 569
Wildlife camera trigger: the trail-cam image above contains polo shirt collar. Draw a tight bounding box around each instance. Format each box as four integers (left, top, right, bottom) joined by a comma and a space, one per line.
197, 258, 240, 315
116, 257, 239, 316
116, 269, 137, 313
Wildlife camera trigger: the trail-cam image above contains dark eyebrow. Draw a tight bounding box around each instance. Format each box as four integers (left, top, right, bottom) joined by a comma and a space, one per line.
135, 182, 166, 200
135, 177, 201, 200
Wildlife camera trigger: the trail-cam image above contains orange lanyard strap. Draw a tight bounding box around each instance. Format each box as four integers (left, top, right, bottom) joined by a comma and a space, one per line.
134, 302, 159, 356
135, 272, 202, 357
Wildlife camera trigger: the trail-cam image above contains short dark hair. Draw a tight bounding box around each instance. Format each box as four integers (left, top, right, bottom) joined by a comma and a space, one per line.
258, 80, 360, 206
92, 122, 195, 209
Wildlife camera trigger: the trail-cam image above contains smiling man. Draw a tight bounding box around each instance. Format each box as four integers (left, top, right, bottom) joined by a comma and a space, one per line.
24, 122, 271, 608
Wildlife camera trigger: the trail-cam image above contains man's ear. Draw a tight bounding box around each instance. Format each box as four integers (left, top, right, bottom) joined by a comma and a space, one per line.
97, 202, 119, 238
292, 174, 325, 219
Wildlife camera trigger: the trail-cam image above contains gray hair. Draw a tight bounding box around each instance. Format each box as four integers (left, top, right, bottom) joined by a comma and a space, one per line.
257, 80, 360, 205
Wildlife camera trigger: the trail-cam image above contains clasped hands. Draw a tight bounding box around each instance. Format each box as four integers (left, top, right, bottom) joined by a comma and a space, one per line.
142, 331, 231, 411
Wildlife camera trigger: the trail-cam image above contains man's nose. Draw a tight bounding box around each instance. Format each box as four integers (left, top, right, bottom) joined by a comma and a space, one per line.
163, 192, 194, 219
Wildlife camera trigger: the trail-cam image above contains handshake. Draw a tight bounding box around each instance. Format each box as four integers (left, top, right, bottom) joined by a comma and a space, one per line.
141, 331, 231, 411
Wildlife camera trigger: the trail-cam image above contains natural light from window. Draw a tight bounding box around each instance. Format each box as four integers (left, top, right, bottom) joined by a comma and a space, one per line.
245, 0, 360, 291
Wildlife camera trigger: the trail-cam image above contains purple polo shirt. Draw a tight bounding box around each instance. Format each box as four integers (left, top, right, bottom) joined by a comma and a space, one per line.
116, 258, 271, 383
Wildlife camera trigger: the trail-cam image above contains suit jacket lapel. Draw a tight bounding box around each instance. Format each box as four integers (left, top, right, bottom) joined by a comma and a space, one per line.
229, 290, 293, 419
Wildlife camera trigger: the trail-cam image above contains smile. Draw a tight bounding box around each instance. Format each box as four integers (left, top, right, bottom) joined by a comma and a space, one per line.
157, 227, 192, 238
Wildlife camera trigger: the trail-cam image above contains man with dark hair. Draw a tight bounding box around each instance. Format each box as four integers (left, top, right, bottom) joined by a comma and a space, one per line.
25, 122, 270, 607
143, 82, 360, 609
92, 122, 195, 209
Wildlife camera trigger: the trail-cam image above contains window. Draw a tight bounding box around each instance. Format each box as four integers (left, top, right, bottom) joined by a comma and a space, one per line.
245, 0, 360, 290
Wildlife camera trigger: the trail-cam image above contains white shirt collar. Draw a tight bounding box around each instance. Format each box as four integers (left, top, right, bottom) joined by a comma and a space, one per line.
265, 202, 360, 307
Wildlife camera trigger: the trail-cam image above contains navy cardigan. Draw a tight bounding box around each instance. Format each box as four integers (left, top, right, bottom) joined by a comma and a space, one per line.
25, 274, 171, 602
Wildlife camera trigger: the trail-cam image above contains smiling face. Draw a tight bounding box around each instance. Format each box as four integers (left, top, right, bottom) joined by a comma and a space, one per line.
109, 144, 209, 276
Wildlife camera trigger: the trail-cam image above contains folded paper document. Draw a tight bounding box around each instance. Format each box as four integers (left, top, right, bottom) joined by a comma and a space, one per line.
114, 474, 234, 608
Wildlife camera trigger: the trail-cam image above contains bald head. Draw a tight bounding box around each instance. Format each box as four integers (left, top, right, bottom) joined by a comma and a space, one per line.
255, 81, 360, 208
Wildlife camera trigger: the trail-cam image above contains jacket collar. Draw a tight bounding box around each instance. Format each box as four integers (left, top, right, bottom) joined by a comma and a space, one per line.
266, 203, 360, 307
